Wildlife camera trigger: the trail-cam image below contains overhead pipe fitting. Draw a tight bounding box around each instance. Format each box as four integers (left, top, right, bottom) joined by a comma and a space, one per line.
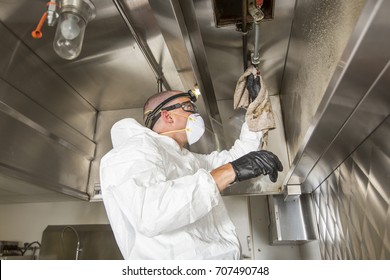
248, 0, 264, 66
241, 0, 249, 70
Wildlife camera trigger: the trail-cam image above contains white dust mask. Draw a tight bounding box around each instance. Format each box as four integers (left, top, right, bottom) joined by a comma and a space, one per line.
185, 113, 205, 145
160, 113, 205, 145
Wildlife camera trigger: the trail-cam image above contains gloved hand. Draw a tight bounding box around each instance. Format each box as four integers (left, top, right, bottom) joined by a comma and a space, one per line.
246, 74, 261, 102
231, 150, 283, 183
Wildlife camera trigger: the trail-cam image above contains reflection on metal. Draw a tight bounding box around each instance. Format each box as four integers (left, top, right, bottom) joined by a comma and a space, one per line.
268, 194, 318, 245
113, 0, 170, 91
40, 225, 123, 260
0, 21, 96, 203
61, 226, 82, 260
313, 117, 390, 259
280, 0, 366, 161
283, 0, 390, 193
0, 100, 94, 161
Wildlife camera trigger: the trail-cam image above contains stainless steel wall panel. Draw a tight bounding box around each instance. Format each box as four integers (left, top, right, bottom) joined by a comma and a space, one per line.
0, 111, 91, 200
0, 80, 95, 160
0, 23, 97, 140
302, 61, 390, 192
281, 0, 365, 161
282, 0, 390, 194
312, 117, 390, 259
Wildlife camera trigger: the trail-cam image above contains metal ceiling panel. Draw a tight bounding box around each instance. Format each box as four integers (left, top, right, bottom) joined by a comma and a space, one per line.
0, 0, 183, 111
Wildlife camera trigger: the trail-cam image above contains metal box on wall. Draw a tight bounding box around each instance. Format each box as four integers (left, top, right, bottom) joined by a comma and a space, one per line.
268, 194, 318, 245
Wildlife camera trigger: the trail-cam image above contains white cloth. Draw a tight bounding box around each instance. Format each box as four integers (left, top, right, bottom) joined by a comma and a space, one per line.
100, 118, 262, 260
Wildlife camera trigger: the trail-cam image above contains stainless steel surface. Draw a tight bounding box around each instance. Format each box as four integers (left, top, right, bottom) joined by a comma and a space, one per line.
0, 0, 183, 111
39, 224, 123, 260
149, 0, 226, 150
112, 0, 170, 91
283, 184, 301, 201
0, 79, 95, 160
312, 116, 390, 259
61, 0, 96, 22
0, 0, 296, 202
0, 20, 96, 202
282, 0, 390, 193
0, 173, 84, 204
0, 23, 97, 139
281, 0, 366, 161
0, 110, 91, 199
195, 0, 296, 97
268, 194, 318, 245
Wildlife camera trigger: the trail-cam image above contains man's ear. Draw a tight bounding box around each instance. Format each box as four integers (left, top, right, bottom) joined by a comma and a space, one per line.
160, 110, 173, 124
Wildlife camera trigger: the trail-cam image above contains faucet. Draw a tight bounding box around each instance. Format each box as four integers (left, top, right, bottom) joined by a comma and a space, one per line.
61, 226, 82, 260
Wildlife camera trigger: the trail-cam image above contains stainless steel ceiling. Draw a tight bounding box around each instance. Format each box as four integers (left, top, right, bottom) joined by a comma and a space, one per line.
0, 0, 296, 203
0, 0, 183, 111
0, 0, 294, 112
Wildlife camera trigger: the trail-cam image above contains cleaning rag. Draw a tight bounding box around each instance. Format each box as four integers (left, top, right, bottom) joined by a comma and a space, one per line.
233, 65, 275, 149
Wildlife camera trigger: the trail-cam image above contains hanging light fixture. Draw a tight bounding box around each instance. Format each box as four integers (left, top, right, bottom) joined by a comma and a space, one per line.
53, 0, 96, 60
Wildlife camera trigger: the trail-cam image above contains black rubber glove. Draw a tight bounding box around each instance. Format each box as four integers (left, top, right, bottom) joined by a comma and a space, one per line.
231, 150, 283, 183
246, 74, 261, 102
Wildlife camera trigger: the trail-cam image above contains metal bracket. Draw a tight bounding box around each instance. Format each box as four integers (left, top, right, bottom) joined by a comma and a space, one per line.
248, 0, 264, 22
283, 184, 302, 201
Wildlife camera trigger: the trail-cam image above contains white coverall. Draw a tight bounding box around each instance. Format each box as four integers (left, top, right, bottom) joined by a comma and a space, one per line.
100, 118, 262, 260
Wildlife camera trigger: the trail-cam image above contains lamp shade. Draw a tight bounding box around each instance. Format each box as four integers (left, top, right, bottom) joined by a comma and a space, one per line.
53, 0, 96, 60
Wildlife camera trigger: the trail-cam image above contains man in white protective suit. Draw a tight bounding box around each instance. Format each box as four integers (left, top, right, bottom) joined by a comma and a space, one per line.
100, 90, 283, 260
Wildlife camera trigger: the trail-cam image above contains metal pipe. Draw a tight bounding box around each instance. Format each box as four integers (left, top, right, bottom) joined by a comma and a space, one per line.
248, 0, 264, 65
113, 0, 170, 91
252, 21, 261, 65
61, 226, 82, 260
157, 78, 163, 92
242, 0, 248, 70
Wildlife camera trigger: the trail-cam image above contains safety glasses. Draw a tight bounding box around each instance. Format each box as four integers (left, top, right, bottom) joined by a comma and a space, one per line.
144, 90, 200, 129
161, 101, 198, 114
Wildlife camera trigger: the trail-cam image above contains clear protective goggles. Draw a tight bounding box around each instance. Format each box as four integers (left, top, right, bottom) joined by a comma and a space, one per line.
160, 100, 198, 114
145, 90, 199, 129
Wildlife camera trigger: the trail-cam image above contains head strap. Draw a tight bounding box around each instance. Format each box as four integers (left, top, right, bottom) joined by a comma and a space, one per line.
144, 91, 197, 129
